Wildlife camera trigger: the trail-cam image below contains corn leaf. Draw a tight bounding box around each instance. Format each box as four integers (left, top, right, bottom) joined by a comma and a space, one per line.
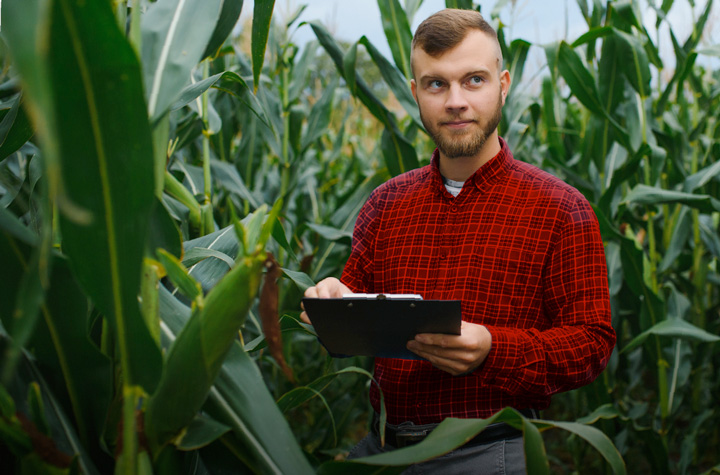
539, 421, 626, 474
142, 0, 223, 120
0, 95, 34, 160
557, 41, 605, 116
309, 21, 418, 177
202, 0, 245, 59
157, 249, 203, 303
175, 415, 231, 451
377, 0, 413, 79
145, 251, 264, 450
614, 29, 651, 98
359, 36, 422, 128
47, 0, 162, 393
157, 285, 315, 473
251, 0, 276, 93
622, 318, 720, 354
624, 184, 720, 213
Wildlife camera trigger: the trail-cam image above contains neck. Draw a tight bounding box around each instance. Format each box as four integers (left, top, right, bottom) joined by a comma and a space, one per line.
438, 133, 501, 182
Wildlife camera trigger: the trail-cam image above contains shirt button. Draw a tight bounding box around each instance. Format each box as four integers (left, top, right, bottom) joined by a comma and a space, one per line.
451, 205, 458, 212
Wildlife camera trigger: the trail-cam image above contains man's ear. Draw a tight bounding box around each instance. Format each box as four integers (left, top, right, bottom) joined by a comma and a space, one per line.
500, 69, 511, 105
411, 79, 418, 104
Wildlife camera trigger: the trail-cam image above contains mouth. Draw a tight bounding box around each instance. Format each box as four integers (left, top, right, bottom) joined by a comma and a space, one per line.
441, 119, 476, 130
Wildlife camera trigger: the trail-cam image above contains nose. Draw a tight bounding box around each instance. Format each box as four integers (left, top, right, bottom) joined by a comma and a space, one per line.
445, 83, 469, 112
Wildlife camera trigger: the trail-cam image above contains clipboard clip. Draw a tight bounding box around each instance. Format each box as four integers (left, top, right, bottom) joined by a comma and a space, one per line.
342, 293, 423, 300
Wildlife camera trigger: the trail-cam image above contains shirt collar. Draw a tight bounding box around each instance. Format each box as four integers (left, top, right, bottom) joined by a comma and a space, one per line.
430, 137, 513, 194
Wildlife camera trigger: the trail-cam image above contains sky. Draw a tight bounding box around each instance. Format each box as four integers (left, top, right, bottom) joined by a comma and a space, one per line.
239, 0, 718, 72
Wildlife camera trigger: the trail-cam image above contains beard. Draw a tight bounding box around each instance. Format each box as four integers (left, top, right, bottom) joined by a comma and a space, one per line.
420, 88, 503, 159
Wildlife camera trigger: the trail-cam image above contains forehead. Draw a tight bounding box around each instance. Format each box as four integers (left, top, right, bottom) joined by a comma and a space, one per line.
412, 30, 501, 79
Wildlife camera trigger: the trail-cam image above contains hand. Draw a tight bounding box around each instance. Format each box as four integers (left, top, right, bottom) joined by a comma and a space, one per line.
300, 277, 352, 324
406, 321, 492, 376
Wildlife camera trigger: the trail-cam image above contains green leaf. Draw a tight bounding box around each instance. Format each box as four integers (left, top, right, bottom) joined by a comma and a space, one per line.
148, 198, 183, 260
48, 0, 162, 392
176, 415, 231, 450
202, 0, 245, 59
0, 95, 35, 161
684, 159, 720, 192
157, 249, 203, 303
659, 207, 691, 273
182, 247, 235, 269
546, 421, 626, 474
251, 0, 276, 93
301, 76, 338, 152
281, 268, 315, 292
614, 29, 651, 97
0, 340, 101, 474
306, 222, 353, 243
146, 252, 265, 451
696, 45, 720, 57
27, 382, 49, 436
343, 42, 359, 97
557, 41, 605, 116
445, 0, 474, 9
576, 404, 624, 424
142, 0, 224, 120
345, 409, 547, 467
157, 286, 314, 473
276, 366, 374, 413
309, 22, 414, 169
572, 26, 614, 47
183, 226, 240, 292
173, 71, 272, 131
624, 184, 720, 213
359, 36, 422, 128
377, 0, 413, 79
381, 126, 419, 177
622, 318, 720, 354
210, 159, 260, 209
522, 417, 550, 475
37, 258, 113, 455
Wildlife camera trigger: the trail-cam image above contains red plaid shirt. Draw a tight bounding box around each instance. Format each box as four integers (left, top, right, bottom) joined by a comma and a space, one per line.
341, 138, 615, 424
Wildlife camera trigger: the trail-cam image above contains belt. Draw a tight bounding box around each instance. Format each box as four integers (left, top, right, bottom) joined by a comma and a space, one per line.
372, 409, 538, 449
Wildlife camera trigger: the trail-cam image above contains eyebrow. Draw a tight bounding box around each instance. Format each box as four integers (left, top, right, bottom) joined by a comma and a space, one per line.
419, 68, 492, 84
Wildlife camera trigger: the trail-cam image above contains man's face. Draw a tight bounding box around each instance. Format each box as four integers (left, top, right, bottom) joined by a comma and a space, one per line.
411, 31, 510, 160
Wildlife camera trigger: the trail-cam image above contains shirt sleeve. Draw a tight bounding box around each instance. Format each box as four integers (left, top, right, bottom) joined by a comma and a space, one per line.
477, 196, 616, 397
340, 191, 380, 293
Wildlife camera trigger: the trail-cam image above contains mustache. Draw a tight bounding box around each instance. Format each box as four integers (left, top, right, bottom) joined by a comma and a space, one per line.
439, 116, 477, 124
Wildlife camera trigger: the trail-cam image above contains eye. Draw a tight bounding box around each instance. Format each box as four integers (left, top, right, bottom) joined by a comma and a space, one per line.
468, 75, 484, 85
428, 79, 444, 89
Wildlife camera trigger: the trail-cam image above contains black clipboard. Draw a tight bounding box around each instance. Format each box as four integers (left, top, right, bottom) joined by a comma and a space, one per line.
302, 297, 461, 359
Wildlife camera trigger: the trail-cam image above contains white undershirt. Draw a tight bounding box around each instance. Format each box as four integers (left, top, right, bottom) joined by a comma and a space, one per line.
442, 176, 465, 197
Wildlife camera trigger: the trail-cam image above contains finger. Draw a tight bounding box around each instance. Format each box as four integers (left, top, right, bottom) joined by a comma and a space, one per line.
317, 284, 332, 299
300, 311, 312, 325
304, 286, 319, 298
407, 345, 467, 375
414, 333, 466, 349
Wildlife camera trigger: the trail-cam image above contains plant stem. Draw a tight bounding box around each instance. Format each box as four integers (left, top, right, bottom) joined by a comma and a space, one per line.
202, 60, 212, 206
128, 0, 141, 55
114, 0, 127, 33
118, 385, 138, 475
279, 65, 291, 201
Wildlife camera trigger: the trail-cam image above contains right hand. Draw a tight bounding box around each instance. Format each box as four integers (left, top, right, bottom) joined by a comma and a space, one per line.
300, 277, 352, 324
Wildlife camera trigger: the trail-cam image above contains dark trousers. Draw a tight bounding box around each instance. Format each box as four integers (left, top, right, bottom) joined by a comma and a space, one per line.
347, 429, 526, 474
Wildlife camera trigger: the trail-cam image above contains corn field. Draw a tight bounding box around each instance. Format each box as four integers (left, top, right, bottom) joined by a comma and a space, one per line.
0, 0, 718, 473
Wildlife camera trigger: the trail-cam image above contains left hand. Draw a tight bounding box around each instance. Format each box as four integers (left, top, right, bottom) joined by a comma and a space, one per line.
406, 321, 492, 376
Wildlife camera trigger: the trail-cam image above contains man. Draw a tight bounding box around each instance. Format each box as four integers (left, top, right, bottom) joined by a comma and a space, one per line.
301, 8, 615, 473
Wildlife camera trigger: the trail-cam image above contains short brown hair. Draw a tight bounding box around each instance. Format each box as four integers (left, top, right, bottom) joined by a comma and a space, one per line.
411, 9, 500, 72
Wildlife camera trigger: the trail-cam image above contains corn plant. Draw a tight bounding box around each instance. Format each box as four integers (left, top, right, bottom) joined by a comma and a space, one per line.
1, 0, 718, 473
